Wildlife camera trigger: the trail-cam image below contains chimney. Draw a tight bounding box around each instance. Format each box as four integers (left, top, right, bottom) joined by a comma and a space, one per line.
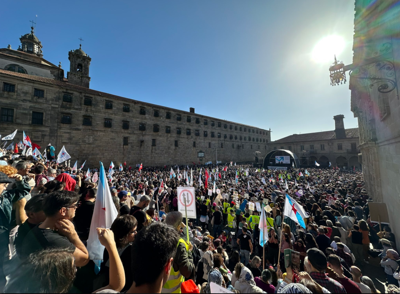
190, 107, 195, 113
334, 115, 346, 139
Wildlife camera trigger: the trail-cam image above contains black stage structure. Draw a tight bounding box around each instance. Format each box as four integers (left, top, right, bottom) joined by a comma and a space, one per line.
263, 149, 300, 169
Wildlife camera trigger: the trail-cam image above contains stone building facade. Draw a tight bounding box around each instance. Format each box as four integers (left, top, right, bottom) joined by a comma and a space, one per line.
267, 115, 360, 168
0, 27, 271, 167
348, 0, 400, 247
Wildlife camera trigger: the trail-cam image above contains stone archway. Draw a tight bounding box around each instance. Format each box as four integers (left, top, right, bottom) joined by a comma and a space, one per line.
349, 156, 359, 169
319, 156, 330, 167
336, 156, 348, 168
309, 156, 317, 166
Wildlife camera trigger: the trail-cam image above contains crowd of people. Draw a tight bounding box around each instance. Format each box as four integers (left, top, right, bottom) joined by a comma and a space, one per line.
0, 145, 399, 293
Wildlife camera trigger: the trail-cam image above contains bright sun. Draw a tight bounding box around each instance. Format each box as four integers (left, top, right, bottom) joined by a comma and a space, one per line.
312, 35, 345, 63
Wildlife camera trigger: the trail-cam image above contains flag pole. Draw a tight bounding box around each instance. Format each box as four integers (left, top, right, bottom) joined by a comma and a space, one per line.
276, 197, 286, 270
184, 195, 189, 243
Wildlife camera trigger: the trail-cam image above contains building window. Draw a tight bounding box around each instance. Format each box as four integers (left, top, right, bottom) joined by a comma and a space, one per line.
217, 133, 221, 138
211, 121, 215, 127
123, 104, 130, 112
221, 143, 223, 148
204, 131, 208, 137
240, 127, 242, 131
152, 139, 156, 146
5, 64, 27, 74
123, 121, 129, 130
224, 134, 227, 139
300, 145, 304, 151
256, 130, 259, 134
211, 132, 215, 138
105, 100, 113, 109
218, 122, 221, 127
252, 129, 255, 133
235, 126, 238, 131
154, 109, 160, 117
186, 129, 191, 136
63, 93, 72, 102
244, 127, 247, 132
240, 136, 242, 140
177, 127, 181, 135
187, 116, 191, 123
351, 142, 357, 151
166, 112, 171, 119
321, 144, 325, 150
230, 135, 233, 140
3, 83, 15, 93
175, 140, 178, 147
84, 96, 92, 106
140, 107, 146, 115
249, 129, 251, 133
253, 138, 255, 142
0, 108, 14, 122
31, 111, 43, 125
195, 130, 200, 136
123, 137, 129, 146
229, 125, 232, 130
176, 114, 181, 121
204, 119, 208, 125
82, 116, 92, 126
310, 145, 314, 150
153, 124, 159, 132
139, 123, 146, 131
224, 124, 227, 129
166, 126, 171, 133
61, 114, 72, 124
193, 141, 196, 147
338, 143, 343, 150
248, 136, 251, 141
34, 88, 44, 98
104, 118, 112, 128
195, 118, 200, 124
209, 142, 211, 148
235, 135, 237, 140
256, 138, 259, 142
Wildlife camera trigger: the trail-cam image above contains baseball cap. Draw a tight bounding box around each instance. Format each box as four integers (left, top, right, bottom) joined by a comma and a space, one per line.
118, 190, 128, 199
307, 248, 327, 272
0, 172, 13, 184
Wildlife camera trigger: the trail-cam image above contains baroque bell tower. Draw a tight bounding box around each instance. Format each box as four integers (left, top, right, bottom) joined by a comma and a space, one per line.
67, 44, 91, 88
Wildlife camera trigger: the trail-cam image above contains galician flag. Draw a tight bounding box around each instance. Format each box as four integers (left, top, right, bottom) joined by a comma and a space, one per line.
92, 172, 98, 183
259, 204, 269, 247
158, 179, 164, 195
86, 168, 91, 179
23, 131, 32, 147
283, 194, 308, 229
57, 146, 71, 164
80, 160, 86, 170
87, 162, 118, 272
315, 161, 320, 167
119, 164, 123, 171
71, 161, 78, 172
2, 129, 17, 141
170, 168, 176, 179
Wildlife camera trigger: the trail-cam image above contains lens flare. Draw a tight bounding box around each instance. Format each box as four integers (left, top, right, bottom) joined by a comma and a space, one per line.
312, 35, 345, 63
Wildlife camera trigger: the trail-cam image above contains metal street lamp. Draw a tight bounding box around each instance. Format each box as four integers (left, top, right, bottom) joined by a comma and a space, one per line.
329, 55, 346, 86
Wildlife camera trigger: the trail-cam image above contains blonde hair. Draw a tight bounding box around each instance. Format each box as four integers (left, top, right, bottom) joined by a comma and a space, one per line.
0, 165, 17, 177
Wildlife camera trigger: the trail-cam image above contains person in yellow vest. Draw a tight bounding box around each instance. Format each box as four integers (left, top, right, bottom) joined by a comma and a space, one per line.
249, 211, 260, 230
226, 201, 235, 215
163, 212, 195, 293
226, 209, 236, 233
222, 199, 230, 225
266, 213, 274, 232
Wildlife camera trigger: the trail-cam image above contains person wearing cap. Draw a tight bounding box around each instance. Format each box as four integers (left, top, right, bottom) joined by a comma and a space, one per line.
45, 144, 56, 161
381, 249, 400, 286
118, 191, 130, 216
305, 248, 346, 293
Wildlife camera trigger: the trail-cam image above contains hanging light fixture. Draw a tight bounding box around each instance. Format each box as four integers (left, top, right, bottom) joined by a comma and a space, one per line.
329, 55, 346, 86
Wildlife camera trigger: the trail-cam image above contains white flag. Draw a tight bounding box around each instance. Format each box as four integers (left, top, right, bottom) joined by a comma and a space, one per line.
2, 129, 17, 141
92, 172, 98, 183
315, 161, 320, 167
42, 149, 47, 160
87, 162, 118, 266
190, 169, 193, 186
26, 147, 33, 156
285, 180, 289, 191
259, 204, 269, 246
57, 146, 71, 164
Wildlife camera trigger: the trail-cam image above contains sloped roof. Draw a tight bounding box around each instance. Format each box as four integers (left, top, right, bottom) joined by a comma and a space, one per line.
273, 128, 359, 143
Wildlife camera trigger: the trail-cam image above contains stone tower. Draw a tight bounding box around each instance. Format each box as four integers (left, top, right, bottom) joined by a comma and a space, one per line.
67, 44, 91, 88
18, 26, 43, 57
334, 114, 346, 139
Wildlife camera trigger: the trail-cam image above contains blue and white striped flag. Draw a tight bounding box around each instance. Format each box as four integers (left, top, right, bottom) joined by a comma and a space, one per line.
87, 162, 118, 273
259, 204, 269, 247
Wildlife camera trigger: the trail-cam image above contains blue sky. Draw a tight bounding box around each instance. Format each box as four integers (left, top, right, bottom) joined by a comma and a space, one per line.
1, 0, 357, 140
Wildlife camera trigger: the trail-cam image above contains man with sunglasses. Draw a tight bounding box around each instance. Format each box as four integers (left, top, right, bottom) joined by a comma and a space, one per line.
17, 190, 89, 267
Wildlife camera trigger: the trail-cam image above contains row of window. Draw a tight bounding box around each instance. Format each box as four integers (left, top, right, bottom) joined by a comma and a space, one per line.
2, 82, 268, 136
273, 143, 357, 152
122, 137, 266, 150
